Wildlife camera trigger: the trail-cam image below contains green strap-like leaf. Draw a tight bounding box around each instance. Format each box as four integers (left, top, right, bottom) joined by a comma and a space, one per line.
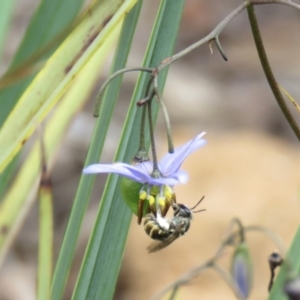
38, 173, 54, 300
0, 26, 119, 267
50, 3, 141, 300
268, 225, 300, 300
0, 0, 137, 173
0, 0, 84, 198
11, 0, 84, 69
72, 1, 185, 299
0, 0, 84, 126
0, 0, 16, 61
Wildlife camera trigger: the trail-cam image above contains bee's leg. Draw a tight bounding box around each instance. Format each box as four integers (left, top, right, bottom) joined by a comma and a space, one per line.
171, 202, 180, 215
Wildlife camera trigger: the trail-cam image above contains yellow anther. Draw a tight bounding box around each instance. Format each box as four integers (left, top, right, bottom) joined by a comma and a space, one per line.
164, 185, 173, 195
148, 195, 155, 206
164, 185, 174, 202
158, 197, 166, 208
139, 190, 147, 200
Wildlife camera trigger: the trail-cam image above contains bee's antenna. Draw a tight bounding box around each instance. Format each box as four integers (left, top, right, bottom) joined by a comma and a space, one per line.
193, 208, 206, 214
189, 195, 205, 210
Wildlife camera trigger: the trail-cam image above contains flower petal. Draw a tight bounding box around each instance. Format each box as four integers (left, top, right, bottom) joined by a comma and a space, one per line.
160, 132, 206, 175
134, 161, 154, 175
83, 163, 150, 183
172, 170, 189, 184
231, 242, 253, 299
83, 162, 185, 186
83, 132, 207, 187
147, 176, 182, 186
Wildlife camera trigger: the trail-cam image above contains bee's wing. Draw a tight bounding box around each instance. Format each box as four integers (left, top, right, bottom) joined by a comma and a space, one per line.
146, 230, 181, 253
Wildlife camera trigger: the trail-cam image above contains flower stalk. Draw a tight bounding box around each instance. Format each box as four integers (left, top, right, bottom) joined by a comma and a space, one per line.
93, 67, 153, 117
152, 75, 174, 153
148, 219, 290, 300
134, 105, 149, 163
246, 4, 300, 141
147, 96, 160, 175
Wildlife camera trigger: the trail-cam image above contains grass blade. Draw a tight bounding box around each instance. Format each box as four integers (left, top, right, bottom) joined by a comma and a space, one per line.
0, 0, 137, 173
72, 1, 185, 299
0, 25, 119, 267
0, 0, 84, 126
268, 225, 300, 300
50, 3, 141, 299
0, 0, 84, 201
37, 143, 54, 300
0, 0, 16, 61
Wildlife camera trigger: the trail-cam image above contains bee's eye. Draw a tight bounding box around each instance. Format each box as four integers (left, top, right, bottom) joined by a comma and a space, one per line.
183, 209, 191, 217
176, 206, 190, 217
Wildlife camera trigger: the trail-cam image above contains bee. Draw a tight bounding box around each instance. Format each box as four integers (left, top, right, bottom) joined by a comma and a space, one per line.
143, 196, 205, 253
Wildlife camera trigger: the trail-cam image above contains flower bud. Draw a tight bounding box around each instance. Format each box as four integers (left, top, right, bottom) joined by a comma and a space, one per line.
231, 242, 253, 299
284, 276, 300, 300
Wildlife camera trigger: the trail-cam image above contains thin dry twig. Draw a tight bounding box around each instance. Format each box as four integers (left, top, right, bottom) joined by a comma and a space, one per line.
148, 224, 287, 300
157, 0, 300, 71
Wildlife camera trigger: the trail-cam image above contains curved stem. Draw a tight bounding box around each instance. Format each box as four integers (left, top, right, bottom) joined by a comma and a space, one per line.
156, 0, 300, 72
244, 225, 287, 259
153, 76, 174, 153
215, 36, 228, 61
246, 4, 300, 141
93, 67, 153, 117
133, 105, 150, 163
268, 268, 275, 292
157, 2, 247, 71
147, 260, 213, 300
231, 218, 245, 243
147, 95, 159, 173
251, 0, 300, 10
212, 264, 245, 300
168, 285, 179, 300
139, 105, 147, 150
147, 222, 288, 300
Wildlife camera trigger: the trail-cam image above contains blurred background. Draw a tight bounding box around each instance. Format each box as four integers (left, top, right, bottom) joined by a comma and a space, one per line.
1, 0, 300, 299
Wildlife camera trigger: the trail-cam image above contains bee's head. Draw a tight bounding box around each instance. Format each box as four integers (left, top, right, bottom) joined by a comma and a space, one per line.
172, 196, 206, 218
172, 203, 192, 218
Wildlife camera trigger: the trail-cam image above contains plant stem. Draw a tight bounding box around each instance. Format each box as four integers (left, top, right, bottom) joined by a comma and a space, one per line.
231, 218, 245, 242
38, 138, 53, 300
139, 105, 147, 150
147, 96, 159, 174
246, 4, 300, 141
168, 285, 179, 300
212, 264, 245, 300
156, 0, 300, 72
153, 76, 174, 153
93, 67, 153, 116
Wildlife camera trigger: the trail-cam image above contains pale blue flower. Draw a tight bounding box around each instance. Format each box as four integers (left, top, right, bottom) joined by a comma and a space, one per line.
83, 132, 206, 186
231, 242, 253, 299
232, 255, 250, 298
